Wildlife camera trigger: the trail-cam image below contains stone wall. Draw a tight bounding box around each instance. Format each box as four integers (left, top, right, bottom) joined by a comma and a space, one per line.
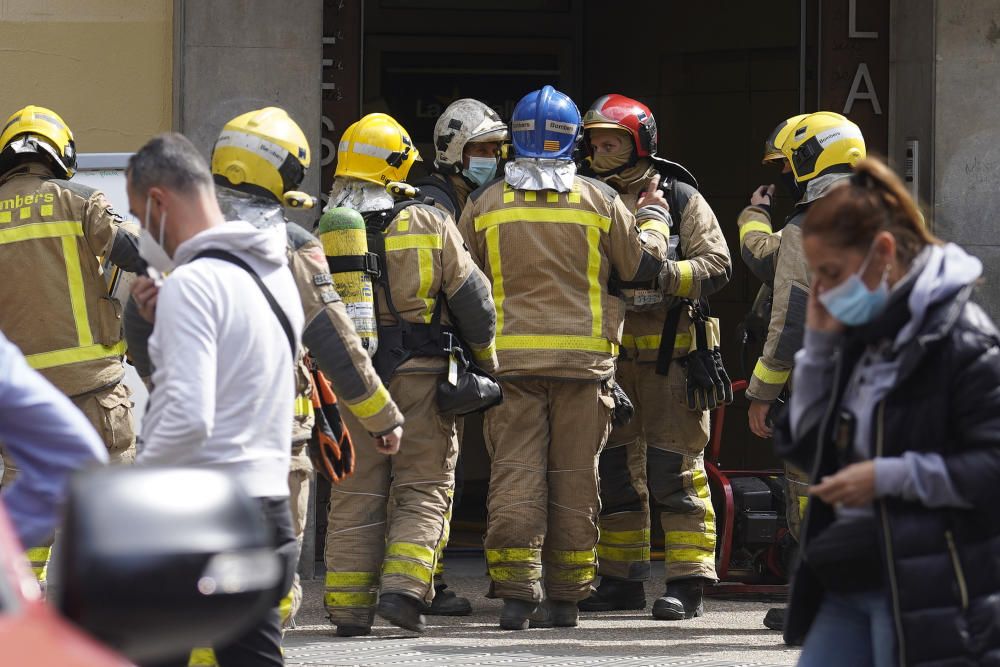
933, 0, 1000, 318
174, 0, 322, 226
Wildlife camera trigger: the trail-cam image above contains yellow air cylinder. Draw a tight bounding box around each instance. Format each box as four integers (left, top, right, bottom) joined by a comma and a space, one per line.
318, 207, 378, 356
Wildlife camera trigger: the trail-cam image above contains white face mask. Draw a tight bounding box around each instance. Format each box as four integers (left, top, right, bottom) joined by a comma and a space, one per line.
138, 193, 175, 276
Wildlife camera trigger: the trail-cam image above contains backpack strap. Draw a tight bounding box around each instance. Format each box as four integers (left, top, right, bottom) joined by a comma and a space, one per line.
361, 201, 455, 382
193, 249, 296, 360
411, 175, 459, 218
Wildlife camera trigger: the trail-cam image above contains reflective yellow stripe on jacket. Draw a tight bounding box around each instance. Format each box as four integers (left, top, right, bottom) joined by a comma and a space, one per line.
621, 333, 692, 356
752, 359, 791, 387
475, 206, 613, 354
0, 220, 124, 369
385, 232, 443, 323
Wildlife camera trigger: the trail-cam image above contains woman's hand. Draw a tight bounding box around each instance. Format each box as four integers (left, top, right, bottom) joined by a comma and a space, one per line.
810, 461, 876, 508
806, 286, 845, 334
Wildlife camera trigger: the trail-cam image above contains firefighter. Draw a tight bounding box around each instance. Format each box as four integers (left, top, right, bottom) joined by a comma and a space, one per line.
736, 111, 866, 631
414, 98, 508, 217
576, 94, 732, 620
123, 108, 406, 653
323, 112, 497, 636
405, 97, 509, 617
458, 85, 670, 630
0, 105, 145, 581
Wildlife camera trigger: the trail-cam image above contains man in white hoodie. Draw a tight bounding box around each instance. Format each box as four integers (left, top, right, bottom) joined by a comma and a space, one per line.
126, 133, 304, 667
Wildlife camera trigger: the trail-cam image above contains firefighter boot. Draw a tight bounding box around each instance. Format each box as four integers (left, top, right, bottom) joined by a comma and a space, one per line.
529, 600, 580, 628
499, 599, 538, 630
578, 577, 646, 612
763, 606, 785, 631
651, 577, 708, 620
336, 624, 372, 638
425, 582, 472, 616
377, 593, 427, 633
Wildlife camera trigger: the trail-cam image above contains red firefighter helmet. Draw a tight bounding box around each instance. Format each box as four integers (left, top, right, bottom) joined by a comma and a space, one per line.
583, 94, 658, 158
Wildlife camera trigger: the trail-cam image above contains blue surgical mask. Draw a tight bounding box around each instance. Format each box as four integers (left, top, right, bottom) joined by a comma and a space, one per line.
462, 156, 497, 187
818, 244, 890, 326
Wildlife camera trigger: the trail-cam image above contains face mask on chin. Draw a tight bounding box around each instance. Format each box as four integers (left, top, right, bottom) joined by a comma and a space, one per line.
817, 242, 890, 327
590, 144, 633, 175
138, 193, 176, 277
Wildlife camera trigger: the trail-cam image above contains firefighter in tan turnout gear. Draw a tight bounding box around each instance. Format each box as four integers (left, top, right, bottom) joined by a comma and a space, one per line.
736, 110, 866, 631
576, 95, 732, 620
0, 105, 145, 581
408, 97, 509, 616
123, 108, 405, 652
322, 112, 497, 637
458, 85, 671, 631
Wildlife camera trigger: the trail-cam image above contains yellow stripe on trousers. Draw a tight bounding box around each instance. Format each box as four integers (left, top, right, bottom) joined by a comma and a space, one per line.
597, 544, 650, 562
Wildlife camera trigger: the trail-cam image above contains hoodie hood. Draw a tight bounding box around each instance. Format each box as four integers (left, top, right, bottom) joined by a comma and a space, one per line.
894, 243, 983, 349
505, 157, 576, 193
173, 219, 288, 268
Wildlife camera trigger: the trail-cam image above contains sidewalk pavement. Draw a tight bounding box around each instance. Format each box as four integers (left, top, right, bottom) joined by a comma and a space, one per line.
283, 555, 801, 666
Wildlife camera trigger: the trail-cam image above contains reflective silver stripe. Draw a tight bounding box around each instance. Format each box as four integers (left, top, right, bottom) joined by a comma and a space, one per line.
346, 141, 394, 161
215, 129, 288, 168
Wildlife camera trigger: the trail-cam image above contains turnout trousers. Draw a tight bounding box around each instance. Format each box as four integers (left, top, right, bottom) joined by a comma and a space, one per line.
483, 378, 614, 603
323, 373, 458, 627
596, 358, 718, 583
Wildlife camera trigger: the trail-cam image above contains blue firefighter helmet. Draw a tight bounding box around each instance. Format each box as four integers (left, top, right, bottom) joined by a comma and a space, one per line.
510, 85, 581, 160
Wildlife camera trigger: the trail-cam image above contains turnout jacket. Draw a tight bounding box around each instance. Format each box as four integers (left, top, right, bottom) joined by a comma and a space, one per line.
372, 200, 498, 375
737, 175, 850, 401
458, 174, 668, 380
605, 163, 731, 364
0, 163, 143, 397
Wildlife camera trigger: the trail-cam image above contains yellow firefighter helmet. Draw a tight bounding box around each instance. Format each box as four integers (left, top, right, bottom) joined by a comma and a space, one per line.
211, 107, 311, 202
0, 105, 77, 178
781, 111, 866, 183
335, 113, 419, 185
762, 114, 809, 164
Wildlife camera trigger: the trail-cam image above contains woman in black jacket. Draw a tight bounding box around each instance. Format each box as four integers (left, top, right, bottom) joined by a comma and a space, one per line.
775, 157, 1000, 667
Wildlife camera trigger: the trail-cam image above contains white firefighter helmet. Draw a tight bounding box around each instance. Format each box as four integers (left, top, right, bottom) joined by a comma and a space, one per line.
432, 99, 508, 173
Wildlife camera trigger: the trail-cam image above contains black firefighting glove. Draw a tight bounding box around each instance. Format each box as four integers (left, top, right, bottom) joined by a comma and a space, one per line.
610, 381, 635, 427
308, 367, 355, 484
680, 311, 734, 411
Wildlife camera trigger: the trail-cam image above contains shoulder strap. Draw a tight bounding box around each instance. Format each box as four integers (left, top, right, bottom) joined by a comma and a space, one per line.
412, 176, 459, 217
193, 249, 296, 360
655, 301, 686, 375
362, 199, 431, 325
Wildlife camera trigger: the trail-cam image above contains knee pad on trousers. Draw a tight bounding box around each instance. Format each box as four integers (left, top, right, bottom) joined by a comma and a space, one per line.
599, 445, 643, 514
646, 448, 700, 515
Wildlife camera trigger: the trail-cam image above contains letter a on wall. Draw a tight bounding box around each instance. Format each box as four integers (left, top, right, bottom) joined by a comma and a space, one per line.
844, 63, 883, 115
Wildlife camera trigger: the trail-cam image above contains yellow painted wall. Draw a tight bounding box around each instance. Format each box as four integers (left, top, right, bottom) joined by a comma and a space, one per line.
0, 0, 172, 152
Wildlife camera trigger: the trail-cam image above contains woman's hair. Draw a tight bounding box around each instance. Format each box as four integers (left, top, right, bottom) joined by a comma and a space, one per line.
802, 157, 941, 266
